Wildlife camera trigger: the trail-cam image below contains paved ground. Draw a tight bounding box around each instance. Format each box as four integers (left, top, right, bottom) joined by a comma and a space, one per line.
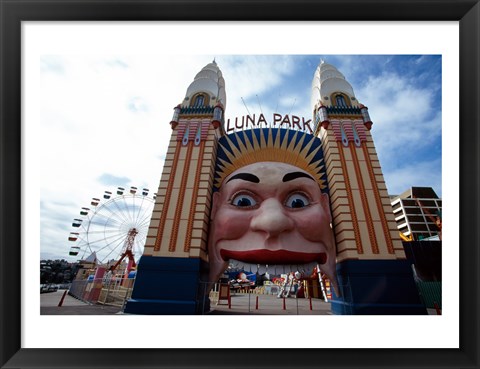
40, 289, 330, 315
209, 292, 332, 315
41, 290, 438, 315
40, 290, 122, 315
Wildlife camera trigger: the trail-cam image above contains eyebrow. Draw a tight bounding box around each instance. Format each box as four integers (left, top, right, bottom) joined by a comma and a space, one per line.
226, 173, 260, 184
282, 172, 315, 182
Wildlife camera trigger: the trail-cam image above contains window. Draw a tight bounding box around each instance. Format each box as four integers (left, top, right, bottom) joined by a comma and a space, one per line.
335, 94, 347, 107
193, 94, 205, 107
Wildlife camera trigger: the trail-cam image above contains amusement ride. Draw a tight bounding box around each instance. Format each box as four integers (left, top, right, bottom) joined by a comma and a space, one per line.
67, 186, 155, 274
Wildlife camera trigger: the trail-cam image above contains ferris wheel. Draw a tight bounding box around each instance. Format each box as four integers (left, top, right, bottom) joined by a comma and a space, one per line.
67, 186, 156, 269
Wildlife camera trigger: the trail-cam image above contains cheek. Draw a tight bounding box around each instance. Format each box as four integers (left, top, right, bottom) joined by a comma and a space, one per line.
213, 207, 252, 241
293, 206, 331, 242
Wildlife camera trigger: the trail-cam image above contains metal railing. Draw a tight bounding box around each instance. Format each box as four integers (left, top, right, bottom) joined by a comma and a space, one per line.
68, 277, 331, 314
69, 277, 135, 308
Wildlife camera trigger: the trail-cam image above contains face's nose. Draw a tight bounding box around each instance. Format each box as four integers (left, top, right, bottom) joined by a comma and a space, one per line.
250, 198, 294, 237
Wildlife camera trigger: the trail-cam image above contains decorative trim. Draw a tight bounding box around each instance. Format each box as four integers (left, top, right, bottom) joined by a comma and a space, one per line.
189, 93, 211, 108
350, 143, 379, 254
168, 142, 194, 252
215, 128, 327, 191
362, 145, 395, 254
354, 121, 367, 141
337, 248, 361, 255
154, 141, 181, 252
184, 141, 206, 253
329, 92, 353, 107
177, 121, 198, 142
337, 142, 363, 254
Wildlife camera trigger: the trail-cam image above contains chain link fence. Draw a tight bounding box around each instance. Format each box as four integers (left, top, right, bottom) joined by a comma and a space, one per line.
69, 276, 134, 309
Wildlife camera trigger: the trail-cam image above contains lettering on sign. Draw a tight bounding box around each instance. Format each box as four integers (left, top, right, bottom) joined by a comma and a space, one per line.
225, 114, 313, 134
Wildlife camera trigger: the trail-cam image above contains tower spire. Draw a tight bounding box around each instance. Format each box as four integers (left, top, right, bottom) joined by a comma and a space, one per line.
182, 60, 226, 109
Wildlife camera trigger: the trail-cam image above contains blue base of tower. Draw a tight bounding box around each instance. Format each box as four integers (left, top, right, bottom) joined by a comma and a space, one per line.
124, 255, 210, 315
330, 259, 427, 315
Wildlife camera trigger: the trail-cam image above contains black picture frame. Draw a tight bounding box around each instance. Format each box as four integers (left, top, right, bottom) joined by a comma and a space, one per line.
1, 1, 479, 368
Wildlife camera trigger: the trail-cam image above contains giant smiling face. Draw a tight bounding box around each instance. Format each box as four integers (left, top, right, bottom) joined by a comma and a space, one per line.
208, 161, 338, 295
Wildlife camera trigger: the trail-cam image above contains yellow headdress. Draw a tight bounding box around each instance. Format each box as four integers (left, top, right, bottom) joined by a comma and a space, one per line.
214, 128, 328, 191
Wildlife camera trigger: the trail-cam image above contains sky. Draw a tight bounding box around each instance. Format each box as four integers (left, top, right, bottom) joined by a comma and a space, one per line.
39, 54, 442, 262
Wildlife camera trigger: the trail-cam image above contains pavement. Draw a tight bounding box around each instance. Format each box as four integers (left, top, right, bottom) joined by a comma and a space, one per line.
41, 289, 438, 315
40, 290, 123, 315
208, 292, 332, 315
40, 289, 331, 315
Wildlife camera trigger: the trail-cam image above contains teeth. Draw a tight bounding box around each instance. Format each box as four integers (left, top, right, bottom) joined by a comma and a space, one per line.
227, 260, 318, 277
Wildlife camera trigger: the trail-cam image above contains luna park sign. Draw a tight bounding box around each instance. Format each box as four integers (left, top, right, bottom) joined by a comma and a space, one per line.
225, 113, 313, 134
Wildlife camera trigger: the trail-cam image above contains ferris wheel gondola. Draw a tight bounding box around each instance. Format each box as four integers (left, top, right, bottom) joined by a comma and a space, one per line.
67, 186, 156, 267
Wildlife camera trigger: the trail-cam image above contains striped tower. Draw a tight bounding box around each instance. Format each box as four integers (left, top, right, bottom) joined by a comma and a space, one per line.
311, 61, 426, 314
125, 61, 226, 314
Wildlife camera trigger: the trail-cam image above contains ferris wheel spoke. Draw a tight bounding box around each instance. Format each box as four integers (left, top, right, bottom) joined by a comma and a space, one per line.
113, 197, 134, 225
136, 199, 154, 225
96, 201, 130, 227
133, 217, 151, 233
94, 236, 127, 261
85, 235, 123, 249
75, 223, 89, 234
88, 230, 124, 244
102, 230, 129, 245
90, 212, 124, 226
133, 236, 147, 256
90, 211, 126, 228
87, 227, 125, 240
68, 188, 155, 265
97, 219, 126, 230
132, 196, 141, 224
137, 211, 155, 229
97, 246, 122, 264
130, 195, 137, 225
85, 229, 124, 235
132, 196, 146, 226
73, 233, 88, 243
96, 237, 124, 254
101, 238, 129, 265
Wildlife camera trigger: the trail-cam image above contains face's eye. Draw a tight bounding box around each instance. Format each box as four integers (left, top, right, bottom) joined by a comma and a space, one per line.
231, 193, 257, 208
285, 193, 310, 209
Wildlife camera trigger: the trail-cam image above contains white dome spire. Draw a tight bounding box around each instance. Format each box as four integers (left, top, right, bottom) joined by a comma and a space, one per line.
311, 61, 358, 112
183, 60, 226, 110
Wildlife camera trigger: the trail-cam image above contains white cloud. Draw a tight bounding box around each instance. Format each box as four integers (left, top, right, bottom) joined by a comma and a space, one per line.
355, 71, 441, 193
127, 96, 149, 113
220, 55, 299, 121
382, 158, 442, 197
40, 55, 66, 74
40, 53, 245, 261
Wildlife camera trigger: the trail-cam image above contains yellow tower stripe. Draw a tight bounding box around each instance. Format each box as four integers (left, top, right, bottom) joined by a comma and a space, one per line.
362, 145, 395, 254
350, 143, 379, 254
184, 141, 206, 253
168, 143, 194, 252
154, 140, 181, 252
337, 143, 363, 254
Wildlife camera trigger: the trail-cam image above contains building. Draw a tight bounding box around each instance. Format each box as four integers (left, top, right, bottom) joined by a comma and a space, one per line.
125, 59, 426, 315
311, 61, 424, 314
391, 186, 442, 241
125, 60, 225, 315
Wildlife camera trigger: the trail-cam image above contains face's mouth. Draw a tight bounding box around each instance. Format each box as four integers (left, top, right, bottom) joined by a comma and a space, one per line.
220, 249, 326, 265
219, 249, 327, 277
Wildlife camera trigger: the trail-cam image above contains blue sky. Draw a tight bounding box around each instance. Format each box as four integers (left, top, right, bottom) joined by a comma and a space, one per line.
222, 54, 442, 197
39, 54, 442, 262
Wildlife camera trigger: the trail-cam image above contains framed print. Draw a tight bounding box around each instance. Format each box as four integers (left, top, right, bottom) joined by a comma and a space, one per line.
1, 0, 479, 368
